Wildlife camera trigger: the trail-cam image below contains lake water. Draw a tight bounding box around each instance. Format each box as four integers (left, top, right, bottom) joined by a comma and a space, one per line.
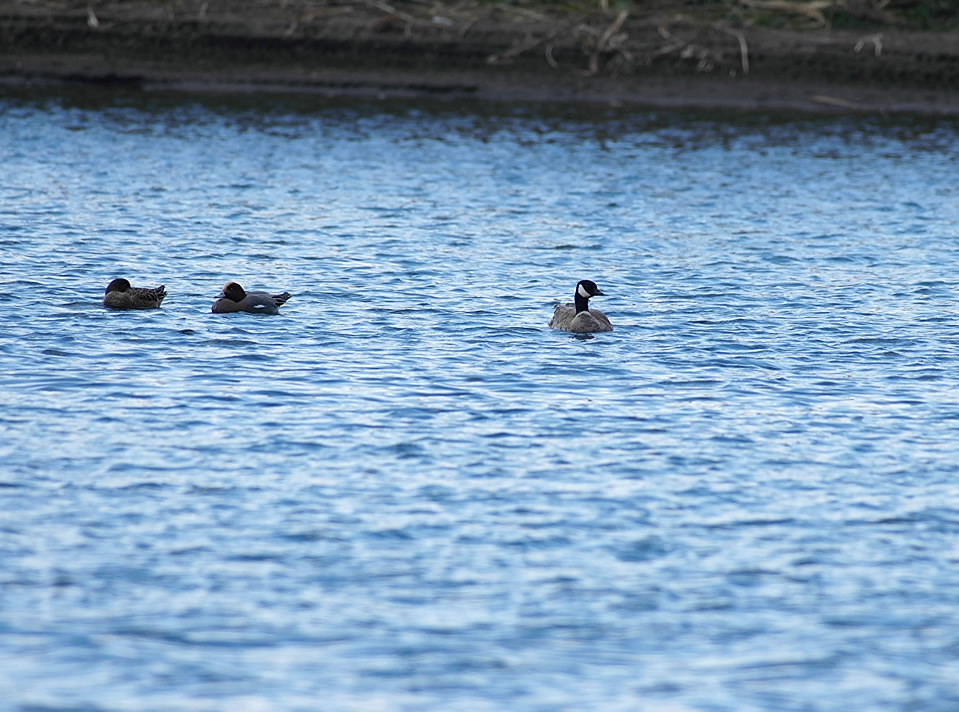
2, 85, 959, 711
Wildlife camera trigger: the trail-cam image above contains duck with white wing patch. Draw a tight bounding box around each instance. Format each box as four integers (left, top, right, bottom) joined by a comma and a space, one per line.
212, 281, 291, 315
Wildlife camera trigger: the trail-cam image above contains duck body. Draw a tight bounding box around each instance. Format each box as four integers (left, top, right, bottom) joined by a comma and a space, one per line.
212, 281, 291, 315
549, 279, 613, 333
103, 278, 167, 310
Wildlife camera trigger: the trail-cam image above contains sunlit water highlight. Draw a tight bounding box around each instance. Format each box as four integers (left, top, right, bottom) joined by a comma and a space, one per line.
2, 87, 959, 711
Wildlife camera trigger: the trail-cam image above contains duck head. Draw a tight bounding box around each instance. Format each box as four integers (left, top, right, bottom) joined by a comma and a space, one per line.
220, 281, 247, 302
105, 278, 131, 294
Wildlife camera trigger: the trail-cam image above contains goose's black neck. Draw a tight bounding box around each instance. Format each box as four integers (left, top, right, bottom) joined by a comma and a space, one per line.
574, 290, 590, 314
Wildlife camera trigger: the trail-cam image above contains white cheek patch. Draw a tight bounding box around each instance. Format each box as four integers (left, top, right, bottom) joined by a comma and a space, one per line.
577, 284, 591, 298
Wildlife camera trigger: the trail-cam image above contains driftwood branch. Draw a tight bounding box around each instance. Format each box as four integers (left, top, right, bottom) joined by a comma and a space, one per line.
588, 9, 630, 75
854, 32, 884, 55
738, 0, 834, 26
486, 14, 586, 65
716, 23, 749, 74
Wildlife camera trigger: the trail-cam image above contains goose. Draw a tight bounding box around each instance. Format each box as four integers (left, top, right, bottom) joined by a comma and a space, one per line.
212, 281, 291, 315
549, 279, 613, 333
103, 278, 167, 310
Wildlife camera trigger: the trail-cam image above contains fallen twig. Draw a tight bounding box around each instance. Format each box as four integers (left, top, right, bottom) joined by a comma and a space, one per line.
716, 24, 749, 74
486, 14, 586, 65
545, 44, 559, 69
738, 0, 835, 26
588, 9, 629, 75
363, 0, 439, 33
809, 93, 866, 109
854, 33, 884, 56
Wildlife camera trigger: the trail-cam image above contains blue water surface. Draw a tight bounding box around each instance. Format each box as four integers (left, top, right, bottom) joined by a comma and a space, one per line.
2, 86, 959, 711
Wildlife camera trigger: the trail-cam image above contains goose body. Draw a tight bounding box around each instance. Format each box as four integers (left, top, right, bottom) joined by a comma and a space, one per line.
103, 278, 167, 310
212, 281, 291, 315
549, 279, 613, 333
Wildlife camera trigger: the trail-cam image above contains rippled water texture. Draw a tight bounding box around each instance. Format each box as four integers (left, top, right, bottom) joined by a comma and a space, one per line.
2, 86, 959, 711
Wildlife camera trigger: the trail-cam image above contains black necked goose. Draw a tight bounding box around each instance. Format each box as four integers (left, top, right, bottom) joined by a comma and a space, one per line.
548, 279, 613, 333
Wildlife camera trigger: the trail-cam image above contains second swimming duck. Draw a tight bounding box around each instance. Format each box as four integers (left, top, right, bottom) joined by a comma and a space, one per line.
103, 278, 167, 310
549, 279, 613, 333
212, 281, 292, 315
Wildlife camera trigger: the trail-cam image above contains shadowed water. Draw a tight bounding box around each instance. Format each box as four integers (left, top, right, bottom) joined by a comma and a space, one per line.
2, 87, 959, 711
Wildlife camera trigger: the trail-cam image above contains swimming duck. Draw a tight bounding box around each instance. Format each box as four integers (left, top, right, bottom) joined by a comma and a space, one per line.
549, 279, 613, 333
103, 278, 167, 310
212, 281, 291, 315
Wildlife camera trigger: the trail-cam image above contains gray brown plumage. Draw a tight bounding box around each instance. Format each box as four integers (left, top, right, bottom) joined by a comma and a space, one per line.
103, 278, 167, 310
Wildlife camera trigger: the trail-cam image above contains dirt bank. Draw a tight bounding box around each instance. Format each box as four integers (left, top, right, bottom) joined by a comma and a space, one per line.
2, 0, 959, 113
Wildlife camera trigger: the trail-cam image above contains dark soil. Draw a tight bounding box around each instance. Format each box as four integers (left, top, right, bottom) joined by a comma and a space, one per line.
2, 0, 959, 113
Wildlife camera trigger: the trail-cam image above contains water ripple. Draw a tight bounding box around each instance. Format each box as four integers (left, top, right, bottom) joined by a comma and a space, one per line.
1, 88, 958, 712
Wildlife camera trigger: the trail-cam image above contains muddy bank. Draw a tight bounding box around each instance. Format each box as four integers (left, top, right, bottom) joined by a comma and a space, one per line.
2, 0, 959, 113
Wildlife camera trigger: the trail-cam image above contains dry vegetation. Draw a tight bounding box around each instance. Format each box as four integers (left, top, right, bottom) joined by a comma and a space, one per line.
2, 0, 958, 100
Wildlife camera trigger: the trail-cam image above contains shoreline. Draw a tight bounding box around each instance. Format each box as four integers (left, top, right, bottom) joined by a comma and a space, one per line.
3, 0, 959, 115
